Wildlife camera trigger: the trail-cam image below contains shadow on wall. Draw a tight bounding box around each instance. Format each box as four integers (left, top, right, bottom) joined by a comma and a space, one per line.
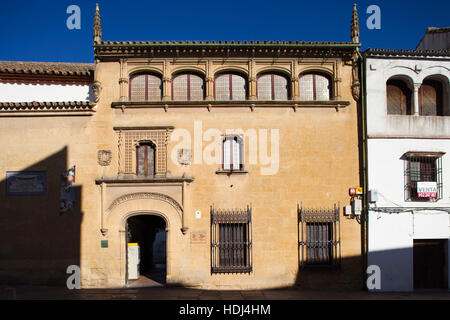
0, 147, 83, 286
368, 241, 449, 291
294, 255, 365, 290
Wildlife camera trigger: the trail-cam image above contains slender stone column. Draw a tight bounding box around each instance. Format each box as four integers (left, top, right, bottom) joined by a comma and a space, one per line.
162, 60, 171, 101
413, 83, 421, 115
205, 61, 214, 100
248, 59, 257, 100
162, 77, 171, 101
291, 76, 299, 100
119, 59, 128, 102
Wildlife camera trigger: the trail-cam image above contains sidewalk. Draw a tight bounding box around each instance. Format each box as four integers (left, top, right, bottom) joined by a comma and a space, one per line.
1, 285, 449, 300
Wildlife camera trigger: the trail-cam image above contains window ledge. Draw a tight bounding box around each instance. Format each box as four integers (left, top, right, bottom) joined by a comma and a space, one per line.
111, 100, 350, 112
215, 169, 249, 175
95, 175, 194, 185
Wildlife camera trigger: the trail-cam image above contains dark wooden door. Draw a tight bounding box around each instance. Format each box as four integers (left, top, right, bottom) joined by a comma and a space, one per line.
413, 239, 447, 289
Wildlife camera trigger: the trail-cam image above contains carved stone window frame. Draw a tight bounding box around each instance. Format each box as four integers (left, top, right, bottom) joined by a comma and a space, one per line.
114, 126, 173, 176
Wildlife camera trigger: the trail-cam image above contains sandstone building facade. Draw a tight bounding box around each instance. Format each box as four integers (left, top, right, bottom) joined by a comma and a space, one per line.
0, 5, 365, 289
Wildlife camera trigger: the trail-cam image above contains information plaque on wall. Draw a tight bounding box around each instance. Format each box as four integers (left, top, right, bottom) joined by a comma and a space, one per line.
6, 171, 46, 195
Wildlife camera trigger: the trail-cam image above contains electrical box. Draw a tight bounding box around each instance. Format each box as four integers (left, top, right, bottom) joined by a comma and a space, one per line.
352, 199, 362, 216
368, 190, 378, 203
344, 205, 352, 216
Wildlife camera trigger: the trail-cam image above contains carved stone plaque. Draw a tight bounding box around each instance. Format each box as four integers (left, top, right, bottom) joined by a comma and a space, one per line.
190, 231, 206, 244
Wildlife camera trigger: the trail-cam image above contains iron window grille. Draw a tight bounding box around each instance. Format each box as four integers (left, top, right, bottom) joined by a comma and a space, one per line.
404, 152, 444, 202
211, 205, 252, 274
298, 203, 341, 268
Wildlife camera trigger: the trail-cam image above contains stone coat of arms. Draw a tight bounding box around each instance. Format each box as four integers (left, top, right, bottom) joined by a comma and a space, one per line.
98, 150, 112, 166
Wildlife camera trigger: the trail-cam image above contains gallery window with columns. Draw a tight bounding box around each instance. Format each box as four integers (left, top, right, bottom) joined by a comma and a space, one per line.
386, 74, 449, 116
115, 57, 344, 105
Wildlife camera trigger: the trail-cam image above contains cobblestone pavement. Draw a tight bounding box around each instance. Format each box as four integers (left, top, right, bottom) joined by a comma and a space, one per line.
1, 285, 449, 300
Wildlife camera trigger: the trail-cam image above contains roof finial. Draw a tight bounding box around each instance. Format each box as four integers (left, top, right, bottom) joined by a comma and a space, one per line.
93, 3, 102, 43
351, 3, 360, 43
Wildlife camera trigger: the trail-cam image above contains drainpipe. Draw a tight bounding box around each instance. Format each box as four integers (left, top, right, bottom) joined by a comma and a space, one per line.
356, 48, 369, 288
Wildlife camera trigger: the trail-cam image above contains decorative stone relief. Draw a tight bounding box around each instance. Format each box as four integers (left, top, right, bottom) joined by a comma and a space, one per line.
177, 148, 191, 165
351, 52, 360, 102
107, 192, 183, 216
97, 150, 112, 166
92, 81, 102, 103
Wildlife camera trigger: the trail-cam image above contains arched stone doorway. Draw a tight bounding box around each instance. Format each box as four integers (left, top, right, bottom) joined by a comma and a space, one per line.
126, 214, 167, 286
104, 191, 184, 288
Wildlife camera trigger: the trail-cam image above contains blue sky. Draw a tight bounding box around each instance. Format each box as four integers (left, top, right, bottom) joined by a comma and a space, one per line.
0, 0, 448, 63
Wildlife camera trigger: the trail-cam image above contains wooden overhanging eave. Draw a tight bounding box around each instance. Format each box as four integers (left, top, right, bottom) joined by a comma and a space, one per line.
403, 151, 446, 158
94, 42, 360, 60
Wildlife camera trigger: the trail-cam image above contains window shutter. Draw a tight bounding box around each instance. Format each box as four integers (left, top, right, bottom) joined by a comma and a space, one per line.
231, 74, 246, 100
223, 139, 231, 170
257, 75, 272, 100
189, 74, 204, 101
232, 139, 240, 170
419, 84, 437, 116
147, 146, 155, 176
273, 74, 288, 100
387, 85, 405, 115
315, 74, 330, 101
136, 145, 146, 175
299, 74, 314, 101
215, 74, 230, 101
172, 74, 188, 101
130, 74, 146, 101
147, 75, 162, 101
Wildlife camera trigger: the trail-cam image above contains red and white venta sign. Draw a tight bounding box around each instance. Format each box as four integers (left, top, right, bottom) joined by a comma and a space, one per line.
417, 181, 437, 198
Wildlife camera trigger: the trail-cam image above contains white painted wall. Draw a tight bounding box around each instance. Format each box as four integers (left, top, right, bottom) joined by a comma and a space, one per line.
368, 210, 449, 291
366, 55, 450, 291
367, 139, 450, 291
367, 139, 450, 207
365, 57, 450, 137
0, 83, 93, 102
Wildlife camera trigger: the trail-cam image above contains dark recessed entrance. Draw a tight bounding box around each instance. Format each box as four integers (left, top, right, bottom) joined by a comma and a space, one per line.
413, 239, 448, 289
126, 215, 166, 287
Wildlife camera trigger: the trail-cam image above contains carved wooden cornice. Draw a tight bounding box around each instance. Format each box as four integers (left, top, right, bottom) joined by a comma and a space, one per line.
94, 42, 359, 61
